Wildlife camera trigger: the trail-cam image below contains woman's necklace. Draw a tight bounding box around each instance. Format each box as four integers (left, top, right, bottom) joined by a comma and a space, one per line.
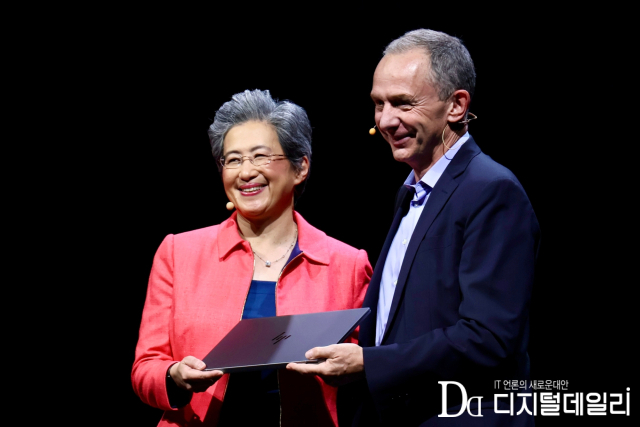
253, 227, 298, 267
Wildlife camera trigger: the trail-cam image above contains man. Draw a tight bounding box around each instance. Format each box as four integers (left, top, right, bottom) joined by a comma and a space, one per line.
287, 28, 540, 426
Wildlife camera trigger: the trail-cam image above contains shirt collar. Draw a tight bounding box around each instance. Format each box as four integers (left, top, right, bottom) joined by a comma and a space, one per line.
217, 211, 329, 265
404, 132, 470, 189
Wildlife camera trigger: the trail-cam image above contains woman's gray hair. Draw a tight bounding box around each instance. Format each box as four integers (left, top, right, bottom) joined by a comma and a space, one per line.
384, 29, 476, 102
208, 89, 312, 199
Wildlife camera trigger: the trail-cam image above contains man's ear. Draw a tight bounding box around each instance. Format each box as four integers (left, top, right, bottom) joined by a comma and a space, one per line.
447, 89, 471, 123
294, 156, 310, 185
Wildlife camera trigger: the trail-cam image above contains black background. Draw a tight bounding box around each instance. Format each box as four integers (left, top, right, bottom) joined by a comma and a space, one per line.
65, 4, 634, 427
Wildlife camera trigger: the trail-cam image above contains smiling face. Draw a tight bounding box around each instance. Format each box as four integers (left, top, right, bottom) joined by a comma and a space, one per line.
222, 120, 307, 223
370, 49, 452, 175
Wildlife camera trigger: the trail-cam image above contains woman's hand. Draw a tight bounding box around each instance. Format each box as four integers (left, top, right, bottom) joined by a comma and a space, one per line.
169, 356, 224, 393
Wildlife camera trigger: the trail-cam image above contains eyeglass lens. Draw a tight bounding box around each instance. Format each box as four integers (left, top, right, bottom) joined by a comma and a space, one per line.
223, 154, 273, 168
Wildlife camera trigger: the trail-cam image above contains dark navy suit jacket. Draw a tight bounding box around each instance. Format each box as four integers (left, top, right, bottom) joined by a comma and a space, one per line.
339, 137, 540, 426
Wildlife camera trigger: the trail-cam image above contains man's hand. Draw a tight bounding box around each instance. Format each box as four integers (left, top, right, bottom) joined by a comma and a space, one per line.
169, 356, 224, 393
286, 343, 364, 387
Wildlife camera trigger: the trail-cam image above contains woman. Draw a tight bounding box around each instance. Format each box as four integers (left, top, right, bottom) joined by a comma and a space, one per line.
132, 89, 372, 426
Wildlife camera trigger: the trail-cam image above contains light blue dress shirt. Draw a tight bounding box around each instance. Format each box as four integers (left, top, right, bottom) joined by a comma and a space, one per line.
375, 133, 470, 346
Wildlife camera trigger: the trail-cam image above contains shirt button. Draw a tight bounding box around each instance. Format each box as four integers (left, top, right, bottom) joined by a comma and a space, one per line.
393, 280, 397, 286
402, 239, 407, 245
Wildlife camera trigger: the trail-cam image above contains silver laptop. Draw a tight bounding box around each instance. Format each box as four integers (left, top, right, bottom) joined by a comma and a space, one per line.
202, 308, 370, 373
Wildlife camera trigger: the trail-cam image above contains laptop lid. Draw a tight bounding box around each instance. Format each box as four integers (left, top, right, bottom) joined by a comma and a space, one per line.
202, 307, 370, 373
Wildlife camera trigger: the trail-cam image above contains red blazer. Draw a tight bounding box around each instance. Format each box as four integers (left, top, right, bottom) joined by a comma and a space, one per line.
132, 211, 372, 426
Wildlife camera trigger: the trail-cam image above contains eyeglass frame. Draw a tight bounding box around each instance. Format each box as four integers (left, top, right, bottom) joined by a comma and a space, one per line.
219, 153, 288, 169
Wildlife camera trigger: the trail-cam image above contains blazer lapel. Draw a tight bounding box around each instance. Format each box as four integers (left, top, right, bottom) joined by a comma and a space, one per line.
359, 185, 413, 347
381, 137, 482, 344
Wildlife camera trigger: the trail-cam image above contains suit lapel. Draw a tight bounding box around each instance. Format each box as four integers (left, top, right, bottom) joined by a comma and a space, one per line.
360, 185, 412, 347
381, 137, 482, 344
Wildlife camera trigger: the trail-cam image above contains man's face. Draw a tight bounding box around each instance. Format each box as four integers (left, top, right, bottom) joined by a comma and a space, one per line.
370, 49, 450, 173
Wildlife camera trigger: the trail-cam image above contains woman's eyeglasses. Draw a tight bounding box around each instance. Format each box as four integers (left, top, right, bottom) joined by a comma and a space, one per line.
220, 154, 287, 169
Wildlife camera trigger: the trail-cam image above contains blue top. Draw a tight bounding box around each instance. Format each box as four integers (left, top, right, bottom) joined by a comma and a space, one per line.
242, 280, 277, 319
241, 239, 302, 321
217, 241, 302, 426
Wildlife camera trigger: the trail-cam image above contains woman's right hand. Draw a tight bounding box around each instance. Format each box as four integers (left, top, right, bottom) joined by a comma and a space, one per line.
169, 356, 224, 393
